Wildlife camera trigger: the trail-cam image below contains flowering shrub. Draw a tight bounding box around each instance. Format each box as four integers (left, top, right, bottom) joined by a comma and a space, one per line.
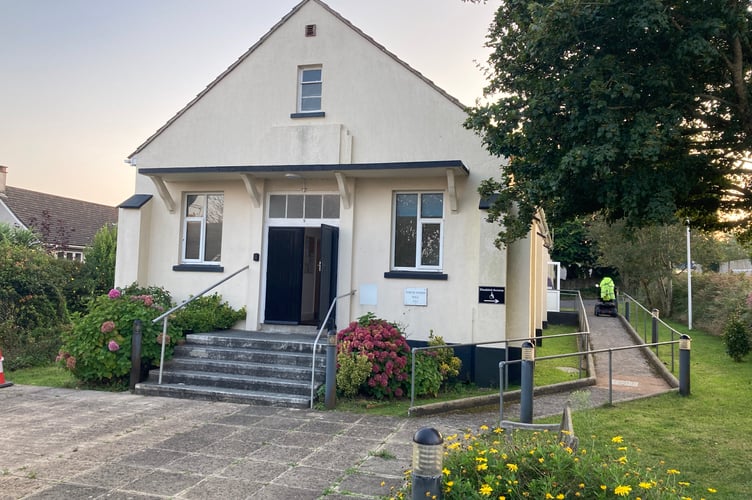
336, 313, 410, 399
335, 342, 372, 398
391, 427, 714, 499
413, 332, 462, 397
722, 311, 751, 361
57, 288, 181, 384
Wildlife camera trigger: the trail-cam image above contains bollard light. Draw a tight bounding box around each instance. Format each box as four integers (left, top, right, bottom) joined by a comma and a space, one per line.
652, 308, 660, 319
521, 341, 535, 361
412, 427, 443, 500
680, 334, 691, 350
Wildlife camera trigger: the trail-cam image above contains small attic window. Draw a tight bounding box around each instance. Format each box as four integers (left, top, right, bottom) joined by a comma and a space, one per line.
305, 24, 317, 37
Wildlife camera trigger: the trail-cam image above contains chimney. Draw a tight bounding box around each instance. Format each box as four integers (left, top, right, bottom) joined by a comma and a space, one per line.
0, 165, 6, 195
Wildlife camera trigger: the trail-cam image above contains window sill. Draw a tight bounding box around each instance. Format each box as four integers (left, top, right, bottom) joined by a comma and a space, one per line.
290, 111, 325, 118
384, 271, 448, 280
173, 264, 225, 273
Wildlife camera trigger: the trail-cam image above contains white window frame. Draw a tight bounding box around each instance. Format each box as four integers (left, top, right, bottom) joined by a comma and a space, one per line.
181, 192, 223, 264
298, 66, 323, 113
391, 192, 444, 272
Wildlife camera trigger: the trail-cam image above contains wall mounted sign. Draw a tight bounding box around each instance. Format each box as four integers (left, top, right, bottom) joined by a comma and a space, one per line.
479, 286, 505, 304
404, 287, 428, 306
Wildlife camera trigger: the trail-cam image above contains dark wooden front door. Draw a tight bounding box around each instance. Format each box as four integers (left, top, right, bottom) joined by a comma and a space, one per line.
317, 224, 339, 329
264, 227, 304, 324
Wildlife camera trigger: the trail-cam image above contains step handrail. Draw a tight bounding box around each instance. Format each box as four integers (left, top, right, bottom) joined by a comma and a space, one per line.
310, 289, 356, 408
152, 265, 250, 384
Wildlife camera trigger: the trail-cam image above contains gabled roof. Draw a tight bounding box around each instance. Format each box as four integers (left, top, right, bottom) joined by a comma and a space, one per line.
0, 186, 118, 248
128, 0, 466, 160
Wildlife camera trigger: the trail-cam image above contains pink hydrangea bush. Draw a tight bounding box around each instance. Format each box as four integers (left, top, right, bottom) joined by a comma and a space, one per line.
336, 313, 410, 399
58, 287, 180, 385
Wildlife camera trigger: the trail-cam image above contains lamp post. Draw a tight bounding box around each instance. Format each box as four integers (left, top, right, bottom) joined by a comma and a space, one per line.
686, 218, 692, 330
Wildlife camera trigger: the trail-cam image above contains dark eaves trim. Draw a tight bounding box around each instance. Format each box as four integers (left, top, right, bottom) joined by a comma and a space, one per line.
138, 160, 469, 176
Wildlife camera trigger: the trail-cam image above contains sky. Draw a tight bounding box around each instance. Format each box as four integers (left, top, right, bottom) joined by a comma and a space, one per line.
0, 0, 499, 206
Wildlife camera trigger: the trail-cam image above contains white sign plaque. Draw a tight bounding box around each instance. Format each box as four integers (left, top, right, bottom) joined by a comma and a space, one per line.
404, 287, 427, 306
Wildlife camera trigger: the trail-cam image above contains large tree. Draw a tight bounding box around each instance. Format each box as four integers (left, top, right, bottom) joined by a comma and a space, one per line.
467, 0, 752, 245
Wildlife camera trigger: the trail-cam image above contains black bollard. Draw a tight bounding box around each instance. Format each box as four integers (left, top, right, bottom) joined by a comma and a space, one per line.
625, 300, 630, 322
130, 320, 143, 392
679, 334, 691, 396
325, 329, 337, 409
520, 341, 535, 423
412, 427, 443, 500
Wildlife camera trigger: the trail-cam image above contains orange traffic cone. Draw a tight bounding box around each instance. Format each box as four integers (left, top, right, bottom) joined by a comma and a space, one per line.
0, 349, 13, 388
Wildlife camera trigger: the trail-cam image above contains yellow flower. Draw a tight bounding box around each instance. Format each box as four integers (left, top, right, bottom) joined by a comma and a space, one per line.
506, 463, 518, 472
679, 481, 690, 486
489, 448, 499, 454
479, 484, 493, 496
545, 494, 554, 499
614, 485, 632, 496
442, 467, 450, 476
538, 457, 545, 463
579, 483, 585, 489
707, 487, 717, 493
667, 469, 681, 475
448, 442, 461, 450
612, 436, 624, 443
600, 485, 607, 491
480, 424, 489, 431
618, 456, 628, 464
494, 427, 503, 434
477, 463, 488, 471
639, 482, 653, 489
498, 496, 506, 500
557, 495, 565, 499
618, 446, 628, 451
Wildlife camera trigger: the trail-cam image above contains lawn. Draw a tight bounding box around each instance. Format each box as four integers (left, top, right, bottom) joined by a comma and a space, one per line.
547, 319, 752, 500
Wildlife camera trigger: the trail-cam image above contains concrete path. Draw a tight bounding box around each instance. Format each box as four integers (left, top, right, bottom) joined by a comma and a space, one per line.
0, 304, 675, 499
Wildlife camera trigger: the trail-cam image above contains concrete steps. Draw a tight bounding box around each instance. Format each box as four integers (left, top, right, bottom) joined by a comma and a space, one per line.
134, 329, 328, 408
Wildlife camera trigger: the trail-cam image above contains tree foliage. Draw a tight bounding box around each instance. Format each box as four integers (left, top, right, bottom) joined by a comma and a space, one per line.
467, 0, 752, 245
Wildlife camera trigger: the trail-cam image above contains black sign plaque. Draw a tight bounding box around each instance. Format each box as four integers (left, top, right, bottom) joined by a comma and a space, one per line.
479, 286, 505, 304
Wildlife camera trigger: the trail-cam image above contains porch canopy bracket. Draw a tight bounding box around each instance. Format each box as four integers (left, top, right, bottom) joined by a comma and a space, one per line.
149, 176, 176, 213
241, 174, 262, 208
334, 172, 351, 210
446, 168, 458, 213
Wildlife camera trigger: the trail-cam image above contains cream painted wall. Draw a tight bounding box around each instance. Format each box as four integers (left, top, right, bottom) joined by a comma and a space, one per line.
115, 0, 544, 344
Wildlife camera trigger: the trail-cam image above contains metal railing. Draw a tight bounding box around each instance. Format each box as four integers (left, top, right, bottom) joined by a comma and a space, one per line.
151, 265, 249, 384
619, 292, 683, 371
497, 338, 681, 423
409, 331, 590, 409
310, 289, 356, 408
408, 289, 592, 410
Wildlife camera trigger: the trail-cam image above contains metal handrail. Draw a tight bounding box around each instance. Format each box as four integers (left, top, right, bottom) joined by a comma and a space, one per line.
409, 331, 589, 409
620, 292, 682, 367
497, 339, 680, 423
310, 289, 356, 408
152, 265, 249, 384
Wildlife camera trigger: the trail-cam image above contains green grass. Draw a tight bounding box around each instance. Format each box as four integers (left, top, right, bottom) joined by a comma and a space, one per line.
7, 365, 79, 388
534, 324, 582, 386
540, 320, 752, 500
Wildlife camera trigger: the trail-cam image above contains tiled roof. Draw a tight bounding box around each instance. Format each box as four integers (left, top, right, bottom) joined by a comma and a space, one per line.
1, 186, 118, 248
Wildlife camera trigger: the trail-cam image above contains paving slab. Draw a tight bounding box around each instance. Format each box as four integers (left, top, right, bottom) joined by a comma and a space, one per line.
0, 303, 675, 499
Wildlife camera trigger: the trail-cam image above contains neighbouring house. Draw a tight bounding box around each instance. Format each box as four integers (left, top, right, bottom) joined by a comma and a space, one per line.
115, 0, 552, 384
0, 166, 118, 261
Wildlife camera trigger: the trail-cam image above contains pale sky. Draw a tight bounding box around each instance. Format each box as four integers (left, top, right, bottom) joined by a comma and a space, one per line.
0, 0, 499, 206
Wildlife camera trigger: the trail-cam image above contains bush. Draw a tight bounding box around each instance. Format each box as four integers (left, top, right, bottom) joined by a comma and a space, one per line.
58, 288, 182, 385
0, 236, 71, 369
335, 343, 372, 398
336, 313, 410, 399
412, 333, 462, 398
392, 427, 709, 499
0, 320, 67, 371
170, 293, 246, 333
722, 312, 751, 362
672, 272, 752, 335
